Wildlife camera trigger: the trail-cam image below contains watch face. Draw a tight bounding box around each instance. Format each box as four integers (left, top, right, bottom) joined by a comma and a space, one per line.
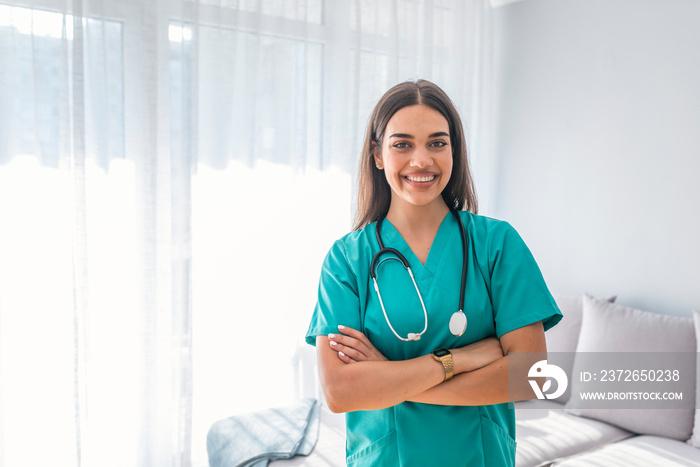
433, 348, 450, 357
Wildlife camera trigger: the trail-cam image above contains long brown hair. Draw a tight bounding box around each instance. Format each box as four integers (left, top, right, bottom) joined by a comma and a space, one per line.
353, 80, 478, 230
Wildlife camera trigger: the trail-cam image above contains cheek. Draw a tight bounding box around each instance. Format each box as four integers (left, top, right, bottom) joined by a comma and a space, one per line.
442, 157, 454, 180
383, 157, 402, 178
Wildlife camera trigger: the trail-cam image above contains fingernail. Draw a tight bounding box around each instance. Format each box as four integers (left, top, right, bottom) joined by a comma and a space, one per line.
328, 334, 335, 339
339, 351, 345, 357
338, 325, 345, 330
330, 341, 337, 346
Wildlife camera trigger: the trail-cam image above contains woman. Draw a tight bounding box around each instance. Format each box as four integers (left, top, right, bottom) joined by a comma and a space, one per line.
305, 80, 561, 466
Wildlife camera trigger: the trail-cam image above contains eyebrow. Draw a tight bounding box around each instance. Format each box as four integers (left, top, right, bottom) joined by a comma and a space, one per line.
388, 132, 449, 139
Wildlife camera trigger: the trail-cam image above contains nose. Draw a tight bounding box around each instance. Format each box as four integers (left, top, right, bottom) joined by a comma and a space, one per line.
410, 147, 433, 168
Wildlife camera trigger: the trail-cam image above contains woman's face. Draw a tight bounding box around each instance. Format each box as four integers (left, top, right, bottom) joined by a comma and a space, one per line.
375, 104, 453, 212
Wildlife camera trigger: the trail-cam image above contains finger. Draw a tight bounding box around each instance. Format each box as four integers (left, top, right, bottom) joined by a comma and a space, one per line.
329, 338, 362, 359
328, 333, 370, 359
329, 339, 368, 362
334, 327, 388, 361
338, 325, 373, 347
336, 326, 376, 354
337, 351, 356, 364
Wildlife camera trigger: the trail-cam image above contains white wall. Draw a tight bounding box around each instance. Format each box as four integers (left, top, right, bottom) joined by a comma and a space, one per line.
492, 0, 700, 316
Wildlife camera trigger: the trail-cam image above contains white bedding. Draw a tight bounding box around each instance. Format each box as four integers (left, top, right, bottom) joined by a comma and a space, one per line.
270, 407, 346, 466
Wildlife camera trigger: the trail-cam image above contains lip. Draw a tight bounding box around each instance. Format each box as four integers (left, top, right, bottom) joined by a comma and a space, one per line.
402, 172, 439, 187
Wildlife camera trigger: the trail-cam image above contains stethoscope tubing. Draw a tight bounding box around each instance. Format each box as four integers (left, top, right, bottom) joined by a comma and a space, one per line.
372, 261, 428, 342
371, 209, 468, 342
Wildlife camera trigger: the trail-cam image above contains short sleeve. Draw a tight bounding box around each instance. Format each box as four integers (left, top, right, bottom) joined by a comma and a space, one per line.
305, 240, 363, 346
488, 223, 562, 338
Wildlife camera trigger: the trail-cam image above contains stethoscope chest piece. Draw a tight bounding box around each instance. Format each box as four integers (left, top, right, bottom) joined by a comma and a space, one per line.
449, 310, 467, 337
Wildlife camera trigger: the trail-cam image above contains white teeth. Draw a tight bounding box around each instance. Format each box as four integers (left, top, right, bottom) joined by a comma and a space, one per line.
406, 175, 436, 182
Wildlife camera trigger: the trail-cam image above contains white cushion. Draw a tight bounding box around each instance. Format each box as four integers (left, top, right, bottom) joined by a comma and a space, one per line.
565, 295, 696, 441
547, 293, 615, 403
515, 400, 632, 467
552, 435, 700, 466
547, 294, 616, 355
689, 310, 700, 448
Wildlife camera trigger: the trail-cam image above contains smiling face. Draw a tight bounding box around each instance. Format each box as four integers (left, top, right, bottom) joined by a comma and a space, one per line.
375, 104, 453, 214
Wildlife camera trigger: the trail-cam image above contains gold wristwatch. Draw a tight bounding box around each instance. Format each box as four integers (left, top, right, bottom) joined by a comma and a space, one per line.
431, 348, 454, 381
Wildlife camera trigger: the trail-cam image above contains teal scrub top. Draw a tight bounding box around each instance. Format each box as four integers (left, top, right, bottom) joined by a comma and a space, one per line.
306, 211, 562, 466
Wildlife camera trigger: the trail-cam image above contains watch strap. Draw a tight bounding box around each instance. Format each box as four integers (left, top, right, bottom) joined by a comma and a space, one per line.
431, 349, 454, 381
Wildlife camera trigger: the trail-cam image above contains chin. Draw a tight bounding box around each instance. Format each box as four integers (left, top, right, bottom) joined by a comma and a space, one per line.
403, 195, 443, 208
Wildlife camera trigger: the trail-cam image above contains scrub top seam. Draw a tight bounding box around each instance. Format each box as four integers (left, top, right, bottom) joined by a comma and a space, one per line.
432, 217, 460, 279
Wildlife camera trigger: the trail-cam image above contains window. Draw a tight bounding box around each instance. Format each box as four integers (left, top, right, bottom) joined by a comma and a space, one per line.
0, 2, 487, 465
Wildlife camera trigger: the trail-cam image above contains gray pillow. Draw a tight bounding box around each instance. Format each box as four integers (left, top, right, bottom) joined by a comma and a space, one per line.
565, 294, 696, 441
689, 310, 700, 448
546, 293, 615, 403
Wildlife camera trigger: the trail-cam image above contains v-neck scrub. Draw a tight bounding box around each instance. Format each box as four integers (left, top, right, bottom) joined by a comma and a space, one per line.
306, 211, 562, 466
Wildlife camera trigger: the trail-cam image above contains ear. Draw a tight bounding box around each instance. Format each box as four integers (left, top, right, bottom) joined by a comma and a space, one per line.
371, 142, 383, 170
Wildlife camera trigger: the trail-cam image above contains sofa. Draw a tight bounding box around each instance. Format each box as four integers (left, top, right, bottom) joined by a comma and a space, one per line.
272, 293, 699, 466
513, 293, 699, 466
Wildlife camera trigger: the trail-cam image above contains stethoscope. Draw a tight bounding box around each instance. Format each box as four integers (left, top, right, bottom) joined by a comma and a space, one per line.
370, 209, 469, 342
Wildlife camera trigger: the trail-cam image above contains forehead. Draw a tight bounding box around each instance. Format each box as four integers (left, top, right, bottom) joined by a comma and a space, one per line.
385, 104, 449, 137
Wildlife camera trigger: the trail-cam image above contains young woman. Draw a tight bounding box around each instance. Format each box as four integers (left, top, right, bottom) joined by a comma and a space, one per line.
305, 80, 561, 466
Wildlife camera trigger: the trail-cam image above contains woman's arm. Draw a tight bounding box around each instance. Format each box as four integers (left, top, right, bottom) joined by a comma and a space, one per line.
325, 321, 546, 407
316, 335, 445, 413
407, 322, 546, 406
316, 328, 504, 413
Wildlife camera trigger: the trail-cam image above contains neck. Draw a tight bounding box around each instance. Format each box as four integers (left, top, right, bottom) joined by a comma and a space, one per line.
386, 197, 450, 234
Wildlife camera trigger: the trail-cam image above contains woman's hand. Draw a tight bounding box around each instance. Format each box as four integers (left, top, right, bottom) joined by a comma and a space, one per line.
452, 337, 504, 374
327, 325, 388, 364
327, 327, 502, 372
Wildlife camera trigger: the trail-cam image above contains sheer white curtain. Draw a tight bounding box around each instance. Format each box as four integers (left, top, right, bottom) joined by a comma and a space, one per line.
0, 1, 492, 466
